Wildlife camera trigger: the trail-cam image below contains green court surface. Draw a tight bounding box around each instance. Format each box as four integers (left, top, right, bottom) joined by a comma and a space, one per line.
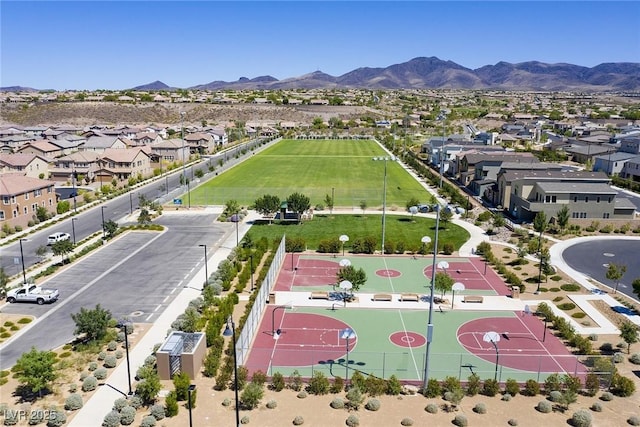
257, 307, 525, 381
188, 139, 433, 207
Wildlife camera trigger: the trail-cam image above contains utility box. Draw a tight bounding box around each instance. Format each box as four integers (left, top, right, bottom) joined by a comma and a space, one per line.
156, 332, 206, 380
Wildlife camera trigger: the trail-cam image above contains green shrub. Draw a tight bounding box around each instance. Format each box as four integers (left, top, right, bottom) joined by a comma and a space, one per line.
600, 391, 613, 401
330, 398, 344, 409
119, 406, 136, 425
502, 393, 512, 401
523, 379, 540, 396
64, 393, 84, 411
610, 373, 636, 397
613, 352, 625, 363
88, 362, 98, 371
82, 376, 97, 392
584, 373, 600, 397
536, 400, 552, 413
466, 373, 481, 396
251, 370, 267, 386
165, 391, 179, 417
241, 382, 264, 409
504, 378, 519, 396
240, 415, 250, 425
473, 403, 487, 414
482, 378, 500, 397
102, 411, 120, 427
150, 404, 165, 420
271, 372, 285, 391
365, 398, 380, 411
345, 385, 365, 410
628, 416, 640, 426
307, 372, 330, 395
400, 418, 414, 426
330, 376, 344, 394
590, 402, 602, 412
386, 375, 401, 395
549, 390, 562, 402
630, 353, 640, 364
425, 403, 438, 414
571, 409, 592, 427
103, 355, 117, 368
266, 400, 277, 409
288, 370, 303, 391
28, 409, 44, 425
345, 414, 359, 427
93, 367, 107, 380
140, 416, 157, 427
453, 414, 468, 426
508, 419, 518, 426
107, 341, 117, 351
561, 283, 581, 292
292, 416, 304, 426
558, 302, 576, 310
296, 391, 307, 399
424, 378, 441, 398
46, 408, 66, 427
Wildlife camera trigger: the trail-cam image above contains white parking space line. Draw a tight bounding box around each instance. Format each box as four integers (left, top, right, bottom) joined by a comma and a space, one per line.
163, 295, 170, 303
145, 313, 154, 322
153, 305, 162, 312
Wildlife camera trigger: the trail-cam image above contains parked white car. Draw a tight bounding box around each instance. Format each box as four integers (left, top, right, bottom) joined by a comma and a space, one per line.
47, 232, 71, 245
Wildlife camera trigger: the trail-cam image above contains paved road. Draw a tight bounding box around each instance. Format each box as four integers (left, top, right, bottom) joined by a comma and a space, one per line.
0, 212, 229, 370
562, 239, 640, 299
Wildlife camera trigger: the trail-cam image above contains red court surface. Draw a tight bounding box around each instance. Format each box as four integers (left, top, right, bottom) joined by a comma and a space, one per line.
457, 313, 586, 375
275, 256, 341, 288
423, 258, 512, 296
245, 312, 354, 368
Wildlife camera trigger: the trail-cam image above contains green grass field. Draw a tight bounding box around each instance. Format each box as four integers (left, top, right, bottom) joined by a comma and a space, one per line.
189, 139, 434, 207
246, 214, 469, 252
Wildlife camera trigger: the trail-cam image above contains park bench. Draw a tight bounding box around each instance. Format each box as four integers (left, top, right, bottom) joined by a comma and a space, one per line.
400, 293, 419, 302
463, 295, 484, 303
309, 291, 329, 300
371, 293, 392, 302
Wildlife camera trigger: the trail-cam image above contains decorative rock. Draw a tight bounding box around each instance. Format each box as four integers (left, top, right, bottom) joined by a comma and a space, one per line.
402, 385, 419, 395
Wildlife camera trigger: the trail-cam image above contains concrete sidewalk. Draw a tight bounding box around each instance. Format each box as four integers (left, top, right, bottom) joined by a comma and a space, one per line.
68, 212, 260, 426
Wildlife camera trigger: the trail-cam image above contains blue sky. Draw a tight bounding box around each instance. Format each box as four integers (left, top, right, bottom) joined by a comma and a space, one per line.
1, 1, 639, 90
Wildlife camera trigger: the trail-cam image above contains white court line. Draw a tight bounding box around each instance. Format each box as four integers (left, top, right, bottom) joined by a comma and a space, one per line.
396, 308, 421, 380
516, 315, 569, 373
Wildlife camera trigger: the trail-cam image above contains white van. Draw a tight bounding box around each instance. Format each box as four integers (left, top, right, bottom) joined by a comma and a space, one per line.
47, 232, 71, 245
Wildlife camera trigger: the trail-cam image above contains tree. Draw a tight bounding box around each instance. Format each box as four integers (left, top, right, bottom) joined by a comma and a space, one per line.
533, 211, 548, 234
406, 197, 420, 211
619, 321, 639, 354
35, 206, 50, 222
172, 371, 191, 401
324, 193, 334, 215
286, 192, 311, 222
138, 208, 152, 225
51, 239, 74, 264
606, 263, 627, 294
71, 304, 112, 342
35, 245, 48, 262
336, 265, 367, 292
223, 199, 241, 218
492, 214, 506, 229
104, 220, 118, 238
632, 277, 640, 300
434, 272, 454, 298
14, 347, 58, 397
556, 205, 570, 233
253, 194, 280, 223
359, 200, 367, 216
136, 370, 161, 405
440, 209, 453, 227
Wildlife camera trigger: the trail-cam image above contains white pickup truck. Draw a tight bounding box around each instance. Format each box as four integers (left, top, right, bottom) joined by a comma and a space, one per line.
6, 284, 59, 305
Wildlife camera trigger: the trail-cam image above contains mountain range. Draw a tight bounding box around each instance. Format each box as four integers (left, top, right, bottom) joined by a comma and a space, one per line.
4, 57, 640, 92
136, 57, 640, 92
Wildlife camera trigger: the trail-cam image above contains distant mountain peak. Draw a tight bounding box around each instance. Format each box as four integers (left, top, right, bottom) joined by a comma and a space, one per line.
131, 81, 171, 90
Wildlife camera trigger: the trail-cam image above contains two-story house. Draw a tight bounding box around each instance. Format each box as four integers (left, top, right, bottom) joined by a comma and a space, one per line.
150, 139, 190, 167
97, 147, 152, 183
16, 140, 64, 158
81, 136, 128, 153
0, 174, 57, 229
0, 153, 51, 178
48, 151, 101, 184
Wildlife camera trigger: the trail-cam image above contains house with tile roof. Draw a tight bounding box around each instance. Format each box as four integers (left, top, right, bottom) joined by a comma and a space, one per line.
49, 151, 101, 184
81, 136, 128, 153
150, 139, 189, 167
0, 153, 51, 178
0, 174, 57, 229
16, 140, 64, 158
184, 132, 214, 154
97, 147, 152, 182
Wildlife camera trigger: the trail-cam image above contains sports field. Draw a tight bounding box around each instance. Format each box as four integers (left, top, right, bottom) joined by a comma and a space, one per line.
244, 254, 586, 383
189, 139, 434, 207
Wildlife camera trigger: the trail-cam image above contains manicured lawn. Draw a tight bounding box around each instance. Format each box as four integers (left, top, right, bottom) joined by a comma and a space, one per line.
245, 213, 470, 251
189, 139, 434, 207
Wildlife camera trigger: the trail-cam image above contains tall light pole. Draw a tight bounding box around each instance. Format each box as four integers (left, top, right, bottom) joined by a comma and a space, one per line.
181, 111, 187, 188
187, 384, 196, 427
129, 192, 134, 215
222, 316, 240, 427
199, 244, 208, 285
249, 254, 254, 291
116, 320, 133, 396
71, 170, 77, 213
71, 218, 77, 246
19, 238, 28, 284
100, 206, 106, 239
372, 156, 396, 254
235, 212, 239, 247
438, 111, 447, 189
422, 204, 441, 391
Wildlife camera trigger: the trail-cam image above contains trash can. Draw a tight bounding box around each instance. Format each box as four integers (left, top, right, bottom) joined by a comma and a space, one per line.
268, 292, 275, 304
511, 287, 520, 299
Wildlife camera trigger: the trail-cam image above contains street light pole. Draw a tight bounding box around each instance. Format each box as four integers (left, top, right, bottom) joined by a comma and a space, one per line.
222, 317, 240, 427
117, 321, 133, 396
422, 204, 441, 392
71, 218, 77, 246
181, 111, 186, 188
249, 254, 254, 291
100, 206, 106, 239
187, 384, 196, 427
536, 227, 544, 294
438, 111, 447, 189
129, 192, 134, 215
199, 244, 208, 285
19, 238, 27, 284
373, 156, 396, 255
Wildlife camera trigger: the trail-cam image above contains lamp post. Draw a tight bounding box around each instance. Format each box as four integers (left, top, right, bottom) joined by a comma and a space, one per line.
71, 218, 77, 246
222, 316, 240, 427
340, 328, 357, 385
72, 170, 77, 213
339, 234, 349, 257
422, 204, 441, 391
331, 187, 335, 215
187, 384, 196, 427
438, 111, 447, 189
100, 206, 106, 239
536, 227, 544, 294
181, 111, 187, 188
271, 305, 292, 337
199, 244, 208, 285
483, 331, 501, 381
116, 320, 133, 396
234, 212, 239, 246
372, 156, 396, 254
19, 238, 28, 284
